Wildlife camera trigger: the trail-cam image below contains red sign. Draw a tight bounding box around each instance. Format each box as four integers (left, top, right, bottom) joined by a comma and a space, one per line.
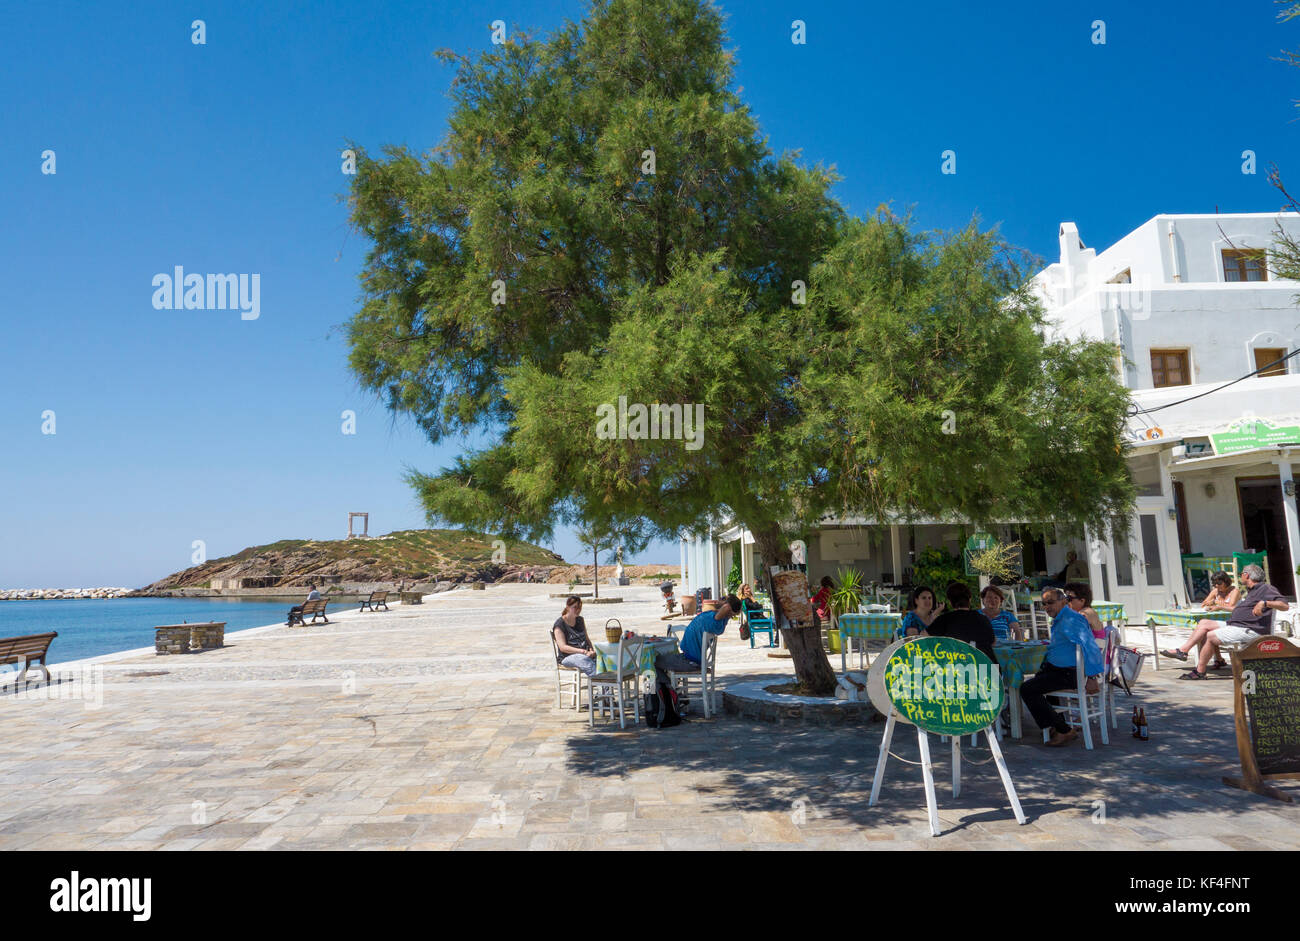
1258, 639, 1283, 653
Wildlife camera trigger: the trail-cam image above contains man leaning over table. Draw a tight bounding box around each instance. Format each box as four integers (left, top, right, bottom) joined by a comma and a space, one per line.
654, 594, 741, 689
1019, 588, 1104, 747
1160, 564, 1287, 679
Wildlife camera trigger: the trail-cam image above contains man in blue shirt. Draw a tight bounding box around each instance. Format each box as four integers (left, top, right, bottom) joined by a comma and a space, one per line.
654, 594, 740, 688
1020, 588, 1105, 747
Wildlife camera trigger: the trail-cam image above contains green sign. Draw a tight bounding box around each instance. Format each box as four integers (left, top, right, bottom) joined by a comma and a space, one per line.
1210, 419, 1300, 456
882, 636, 1003, 736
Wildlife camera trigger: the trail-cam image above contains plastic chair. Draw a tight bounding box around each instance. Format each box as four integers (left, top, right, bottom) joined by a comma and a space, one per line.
549, 630, 584, 710
584, 633, 644, 729
670, 632, 718, 718
1042, 633, 1115, 749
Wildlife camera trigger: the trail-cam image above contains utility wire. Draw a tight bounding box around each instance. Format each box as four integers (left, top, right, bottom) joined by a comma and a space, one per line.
1127, 348, 1300, 418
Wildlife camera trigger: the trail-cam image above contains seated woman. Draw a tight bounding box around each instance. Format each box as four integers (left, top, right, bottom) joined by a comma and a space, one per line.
1200, 571, 1240, 613
811, 576, 834, 623
552, 594, 597, 677
979, 584, 1020, 641
1064, 581, 1105, 641
737, 583, 766, 620
899, 585, 944, 639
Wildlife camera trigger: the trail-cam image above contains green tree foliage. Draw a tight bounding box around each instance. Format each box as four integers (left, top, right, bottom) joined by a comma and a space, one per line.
345, 0, 1134, 693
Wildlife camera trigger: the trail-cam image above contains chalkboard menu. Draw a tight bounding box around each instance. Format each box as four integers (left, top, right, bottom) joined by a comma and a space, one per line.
1244, 655, 1300, 776
1225, 635, 1300, 803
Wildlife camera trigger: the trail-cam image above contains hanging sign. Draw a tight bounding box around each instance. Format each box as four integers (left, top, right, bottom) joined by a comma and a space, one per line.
1210, 418, 1300, 456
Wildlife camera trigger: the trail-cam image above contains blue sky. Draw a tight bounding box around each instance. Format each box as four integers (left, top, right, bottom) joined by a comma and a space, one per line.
1, 0, 1297, 587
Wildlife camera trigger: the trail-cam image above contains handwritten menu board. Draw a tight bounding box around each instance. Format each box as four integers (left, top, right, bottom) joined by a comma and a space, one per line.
1244, 655, 1300, 777
1225, 635, 1300, 802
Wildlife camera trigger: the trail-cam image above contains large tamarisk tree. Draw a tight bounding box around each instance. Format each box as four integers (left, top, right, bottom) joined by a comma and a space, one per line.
345, 0, 1134, 695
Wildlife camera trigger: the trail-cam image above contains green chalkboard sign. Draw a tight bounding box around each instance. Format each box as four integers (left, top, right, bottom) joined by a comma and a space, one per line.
882, 636, 1004, 736
1225, 635, 1300, 803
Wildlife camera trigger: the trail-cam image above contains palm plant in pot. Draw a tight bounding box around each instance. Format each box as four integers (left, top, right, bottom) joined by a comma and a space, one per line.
828, 567, 865, 655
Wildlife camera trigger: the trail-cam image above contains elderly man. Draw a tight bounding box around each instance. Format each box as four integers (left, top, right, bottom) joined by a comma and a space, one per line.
1019, 588, 1104, 747
1161, 564, 1288, 680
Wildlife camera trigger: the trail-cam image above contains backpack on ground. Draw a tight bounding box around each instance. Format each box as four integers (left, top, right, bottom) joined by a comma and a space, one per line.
644, 682, 683, 728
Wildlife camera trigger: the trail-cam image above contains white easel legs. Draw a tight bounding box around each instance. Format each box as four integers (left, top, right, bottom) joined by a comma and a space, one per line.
868, 711, 896, 807
986, 728, 1027, 825
916, 727, 941, 837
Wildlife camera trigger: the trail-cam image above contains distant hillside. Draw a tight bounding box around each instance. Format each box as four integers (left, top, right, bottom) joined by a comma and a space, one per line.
143, 529, 569, 590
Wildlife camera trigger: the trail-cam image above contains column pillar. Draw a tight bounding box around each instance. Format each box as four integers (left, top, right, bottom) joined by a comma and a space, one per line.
890, 524, 902, 585
1278, 457, 1300, 597
679, 537, 688, 593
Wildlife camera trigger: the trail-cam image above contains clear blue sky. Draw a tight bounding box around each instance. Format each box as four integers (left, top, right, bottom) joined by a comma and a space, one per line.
2, 0, 1296, 587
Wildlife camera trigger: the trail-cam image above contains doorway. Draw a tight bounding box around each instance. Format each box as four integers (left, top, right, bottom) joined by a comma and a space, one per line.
1102, 505, 1176, 614
1236, 477, 1296, 596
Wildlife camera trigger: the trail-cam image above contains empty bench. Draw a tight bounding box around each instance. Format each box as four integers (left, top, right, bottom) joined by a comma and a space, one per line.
287, 599, 329, 627
359, 590, 389, 613
0, 631, 58, 684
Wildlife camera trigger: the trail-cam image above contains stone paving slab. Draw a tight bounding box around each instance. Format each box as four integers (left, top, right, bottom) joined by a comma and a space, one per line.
1, 584, 1298, 850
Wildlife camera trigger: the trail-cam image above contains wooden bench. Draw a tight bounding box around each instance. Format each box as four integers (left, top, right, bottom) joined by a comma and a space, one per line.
287, 599, 329, 627
0, 632, 58, 684
359, 590, 389, 613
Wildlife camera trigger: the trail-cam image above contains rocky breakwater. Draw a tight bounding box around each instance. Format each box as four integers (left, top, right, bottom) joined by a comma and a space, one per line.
1, 587, 135, 601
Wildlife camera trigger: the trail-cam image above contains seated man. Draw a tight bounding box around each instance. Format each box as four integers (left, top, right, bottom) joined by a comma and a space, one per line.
1161, 564, 1287, 679
1020, 588, 1104, 747
925, 581, 998, 664
654, 594, 740, 688
660, 581, 677, 613
306, 584, 322, 601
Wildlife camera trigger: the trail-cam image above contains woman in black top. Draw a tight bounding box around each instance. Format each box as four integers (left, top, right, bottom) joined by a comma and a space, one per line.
553, 595, 597, 676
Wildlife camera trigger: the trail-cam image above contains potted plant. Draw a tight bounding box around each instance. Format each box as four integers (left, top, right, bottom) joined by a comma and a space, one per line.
826, 567, 864, 655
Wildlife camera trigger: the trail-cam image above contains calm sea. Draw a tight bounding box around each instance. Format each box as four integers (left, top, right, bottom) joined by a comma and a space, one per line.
0, 598, 295, 664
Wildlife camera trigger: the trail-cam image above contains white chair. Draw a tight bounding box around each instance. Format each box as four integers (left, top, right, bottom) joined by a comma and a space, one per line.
584, 633, 643, 729
1042, 631, 1116, 749
550, 630, 583, 710
669, 632, 718, 718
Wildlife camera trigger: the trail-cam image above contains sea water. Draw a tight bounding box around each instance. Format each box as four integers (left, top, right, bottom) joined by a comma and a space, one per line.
0, 598, 294, 664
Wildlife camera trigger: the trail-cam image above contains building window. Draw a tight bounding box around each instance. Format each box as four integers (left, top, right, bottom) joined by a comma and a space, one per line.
1254, 347, 1288, 377
1151, 349, 1191, 387
1222, 249, 1268, 282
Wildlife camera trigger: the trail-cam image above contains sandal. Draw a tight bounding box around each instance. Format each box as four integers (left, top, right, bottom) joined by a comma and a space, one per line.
1208, 658, 1228, 671
1178, 669, 1206, 680
1159, 648, 1188, 661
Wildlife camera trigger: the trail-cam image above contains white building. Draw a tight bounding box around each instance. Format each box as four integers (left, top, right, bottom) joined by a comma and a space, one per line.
680, 212, 1300, 612
1034, 212, 1300, 611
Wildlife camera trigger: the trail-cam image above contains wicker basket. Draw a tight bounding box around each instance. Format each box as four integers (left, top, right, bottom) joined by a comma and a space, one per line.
605, 618, 623, 643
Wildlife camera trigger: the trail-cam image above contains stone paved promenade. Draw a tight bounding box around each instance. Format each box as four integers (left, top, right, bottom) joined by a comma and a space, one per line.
2, 585, 1298, 850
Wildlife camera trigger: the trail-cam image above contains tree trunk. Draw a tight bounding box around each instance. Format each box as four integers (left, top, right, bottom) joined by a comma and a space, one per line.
753, 523, 838, 697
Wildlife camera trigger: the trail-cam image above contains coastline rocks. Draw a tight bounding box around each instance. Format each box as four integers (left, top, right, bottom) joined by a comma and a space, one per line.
0, 587, 134, 601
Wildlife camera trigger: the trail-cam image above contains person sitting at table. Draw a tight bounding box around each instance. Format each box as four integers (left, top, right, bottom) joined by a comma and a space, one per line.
553, 594, 597, 677
811, 576, 834, 624
1161, 564, 1288, 679
654, 594, 741, 688
1047, 550, 1088, 588
1021, 588, 1104, 747
737, 583, 766, 622
925, 582, 998, 663
1064, 581, 1105, 641
899, 585, 944, 638
979, 584, 1020, 642
1200, 571, 1240, 613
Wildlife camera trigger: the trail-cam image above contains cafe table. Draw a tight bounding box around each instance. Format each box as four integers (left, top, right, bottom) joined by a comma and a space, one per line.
994, 640, 1050, 739
1145, 608, 1229, 670
835, 612, 902, 673
594, 634, 679, 684
1092, 601, 1125, 629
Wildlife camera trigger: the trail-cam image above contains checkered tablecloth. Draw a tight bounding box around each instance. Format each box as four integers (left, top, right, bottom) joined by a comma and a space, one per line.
1093, 602, 1125, 625
836, 613, 902, 639
594, 637, 679, 677
1144, 609, 1229, 629
994, 641, 1049, 690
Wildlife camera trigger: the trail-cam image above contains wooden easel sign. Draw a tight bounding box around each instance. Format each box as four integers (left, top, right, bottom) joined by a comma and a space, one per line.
1224, 635, 1300, 803
866, 636, 1025, 836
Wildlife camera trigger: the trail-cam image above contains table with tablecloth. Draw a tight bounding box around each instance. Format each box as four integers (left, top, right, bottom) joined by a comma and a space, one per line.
594, 636, 680, 683
835, 612, 902, 673
1145, 609, 1229, 670
1092, 601, 1125, 628
994, 640, 1049, 739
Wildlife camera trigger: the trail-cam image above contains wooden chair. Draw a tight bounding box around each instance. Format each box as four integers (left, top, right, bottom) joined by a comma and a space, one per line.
584, 633, 643, 729
669, 632, 718, 718
549, 630, 583, 710
1043, 632, 1116, 750
743, 604, 776, 648
359, 590, 389, 612
0, 632, 58, 684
